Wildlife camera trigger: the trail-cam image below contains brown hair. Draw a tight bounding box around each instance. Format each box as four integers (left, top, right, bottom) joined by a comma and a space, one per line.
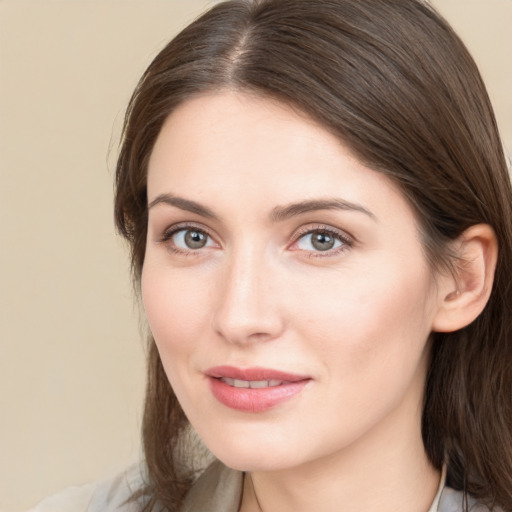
115, 0, 512, 510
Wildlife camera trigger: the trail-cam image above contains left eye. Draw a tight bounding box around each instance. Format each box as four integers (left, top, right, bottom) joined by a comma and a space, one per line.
171, 228, 215, 250
296, 231, 344, 252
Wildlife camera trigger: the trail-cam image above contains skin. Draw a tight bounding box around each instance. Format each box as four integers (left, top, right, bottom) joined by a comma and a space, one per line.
142, 91, 448, 512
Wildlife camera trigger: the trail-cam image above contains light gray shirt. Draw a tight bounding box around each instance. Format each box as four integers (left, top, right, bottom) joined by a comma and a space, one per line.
30, 460, 492, 512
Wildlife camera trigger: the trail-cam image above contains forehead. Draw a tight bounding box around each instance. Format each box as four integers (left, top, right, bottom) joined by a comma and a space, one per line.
146, 91, 413, 225
149, 90, 351, 177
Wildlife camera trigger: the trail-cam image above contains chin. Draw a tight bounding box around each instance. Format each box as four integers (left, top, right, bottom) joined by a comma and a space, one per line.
215, 450, 298, 473
198, 430, 301, 473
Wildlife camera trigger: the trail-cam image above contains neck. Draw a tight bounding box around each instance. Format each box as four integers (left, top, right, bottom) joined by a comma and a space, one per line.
242, 450, 440, 512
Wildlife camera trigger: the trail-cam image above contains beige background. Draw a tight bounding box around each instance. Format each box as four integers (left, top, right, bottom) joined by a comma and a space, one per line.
0, 1, 510, 511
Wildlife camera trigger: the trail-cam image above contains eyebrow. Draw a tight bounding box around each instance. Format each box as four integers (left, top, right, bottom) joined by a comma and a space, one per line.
148, 193, 217, 219
270, 198, 377, 222
147, 193, 376, 222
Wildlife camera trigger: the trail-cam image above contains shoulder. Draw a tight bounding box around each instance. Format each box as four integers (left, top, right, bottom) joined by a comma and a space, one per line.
28, 482, 96, 512
28, 464, 146, 512
439, 487, 501, 512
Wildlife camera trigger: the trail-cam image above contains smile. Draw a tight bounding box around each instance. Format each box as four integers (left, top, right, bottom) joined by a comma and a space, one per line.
206, 366, 311, 412
219, 378, 283, 388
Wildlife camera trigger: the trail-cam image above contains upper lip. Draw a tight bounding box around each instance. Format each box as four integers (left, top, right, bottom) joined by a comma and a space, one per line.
205, 365, 310, 382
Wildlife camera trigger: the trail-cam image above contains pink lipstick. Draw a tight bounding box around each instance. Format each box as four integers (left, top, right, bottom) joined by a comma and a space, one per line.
206, 366, 311, 412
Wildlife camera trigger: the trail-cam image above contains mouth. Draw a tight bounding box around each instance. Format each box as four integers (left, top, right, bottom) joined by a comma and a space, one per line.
218, 377, 284, 389
205, 366, 311, 412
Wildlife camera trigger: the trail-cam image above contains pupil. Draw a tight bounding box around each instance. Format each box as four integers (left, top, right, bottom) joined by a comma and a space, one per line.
185, 230, 207, 249
312, 232, 334, 251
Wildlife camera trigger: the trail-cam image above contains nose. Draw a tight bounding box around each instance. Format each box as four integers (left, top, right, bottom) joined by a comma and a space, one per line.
211, 248, 285, 345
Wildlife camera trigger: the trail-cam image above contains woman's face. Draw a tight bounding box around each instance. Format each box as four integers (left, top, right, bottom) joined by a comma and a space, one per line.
142, 91, 443, 472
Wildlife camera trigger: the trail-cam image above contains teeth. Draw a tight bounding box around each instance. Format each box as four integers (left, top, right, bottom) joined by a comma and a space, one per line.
233, 379, 249, 388
253, 379, 282, 388
220, 378, 283, 388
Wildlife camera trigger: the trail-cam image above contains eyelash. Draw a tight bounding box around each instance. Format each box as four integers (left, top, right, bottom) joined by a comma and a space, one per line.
158, 223, 353, 258
290, 224, 353, 258
159, 222, 216, 256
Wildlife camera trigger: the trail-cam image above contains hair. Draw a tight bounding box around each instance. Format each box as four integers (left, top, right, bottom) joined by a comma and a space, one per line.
114, 0, 512, 510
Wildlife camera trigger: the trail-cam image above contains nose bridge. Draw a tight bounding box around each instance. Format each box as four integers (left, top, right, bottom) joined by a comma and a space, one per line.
212, 241, 283, 344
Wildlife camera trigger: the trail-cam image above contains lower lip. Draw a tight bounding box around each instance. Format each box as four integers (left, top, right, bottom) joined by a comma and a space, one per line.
208, 377, 310, 412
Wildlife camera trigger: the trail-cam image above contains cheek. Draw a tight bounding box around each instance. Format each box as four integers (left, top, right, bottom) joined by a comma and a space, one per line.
141, 265, 212, 354
293, 256, 435, 373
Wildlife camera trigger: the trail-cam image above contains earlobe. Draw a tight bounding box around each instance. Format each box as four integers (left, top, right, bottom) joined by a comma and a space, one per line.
432, 224, 498, 333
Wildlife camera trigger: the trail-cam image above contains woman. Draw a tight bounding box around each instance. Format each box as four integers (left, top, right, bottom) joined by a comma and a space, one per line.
34, 0, 512, 511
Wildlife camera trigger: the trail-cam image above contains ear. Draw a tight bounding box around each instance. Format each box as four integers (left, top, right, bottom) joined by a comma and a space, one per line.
432, 224, 498, 333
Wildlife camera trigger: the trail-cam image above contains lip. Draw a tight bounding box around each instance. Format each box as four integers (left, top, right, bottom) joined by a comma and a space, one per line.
206, 366, 311, 413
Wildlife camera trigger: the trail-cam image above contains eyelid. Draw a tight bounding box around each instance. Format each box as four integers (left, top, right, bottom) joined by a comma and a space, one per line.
289, 223, 354, 254
158, 221, 212, 240
158, 222, 220, 254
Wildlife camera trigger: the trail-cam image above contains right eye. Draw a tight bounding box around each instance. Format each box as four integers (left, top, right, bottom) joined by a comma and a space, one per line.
166, 228, 216, 251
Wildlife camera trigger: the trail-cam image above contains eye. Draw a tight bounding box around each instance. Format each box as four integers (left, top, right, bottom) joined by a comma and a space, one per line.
291, 226, 352, 255
297, 231, 342, 251
165, 227, 216, 252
